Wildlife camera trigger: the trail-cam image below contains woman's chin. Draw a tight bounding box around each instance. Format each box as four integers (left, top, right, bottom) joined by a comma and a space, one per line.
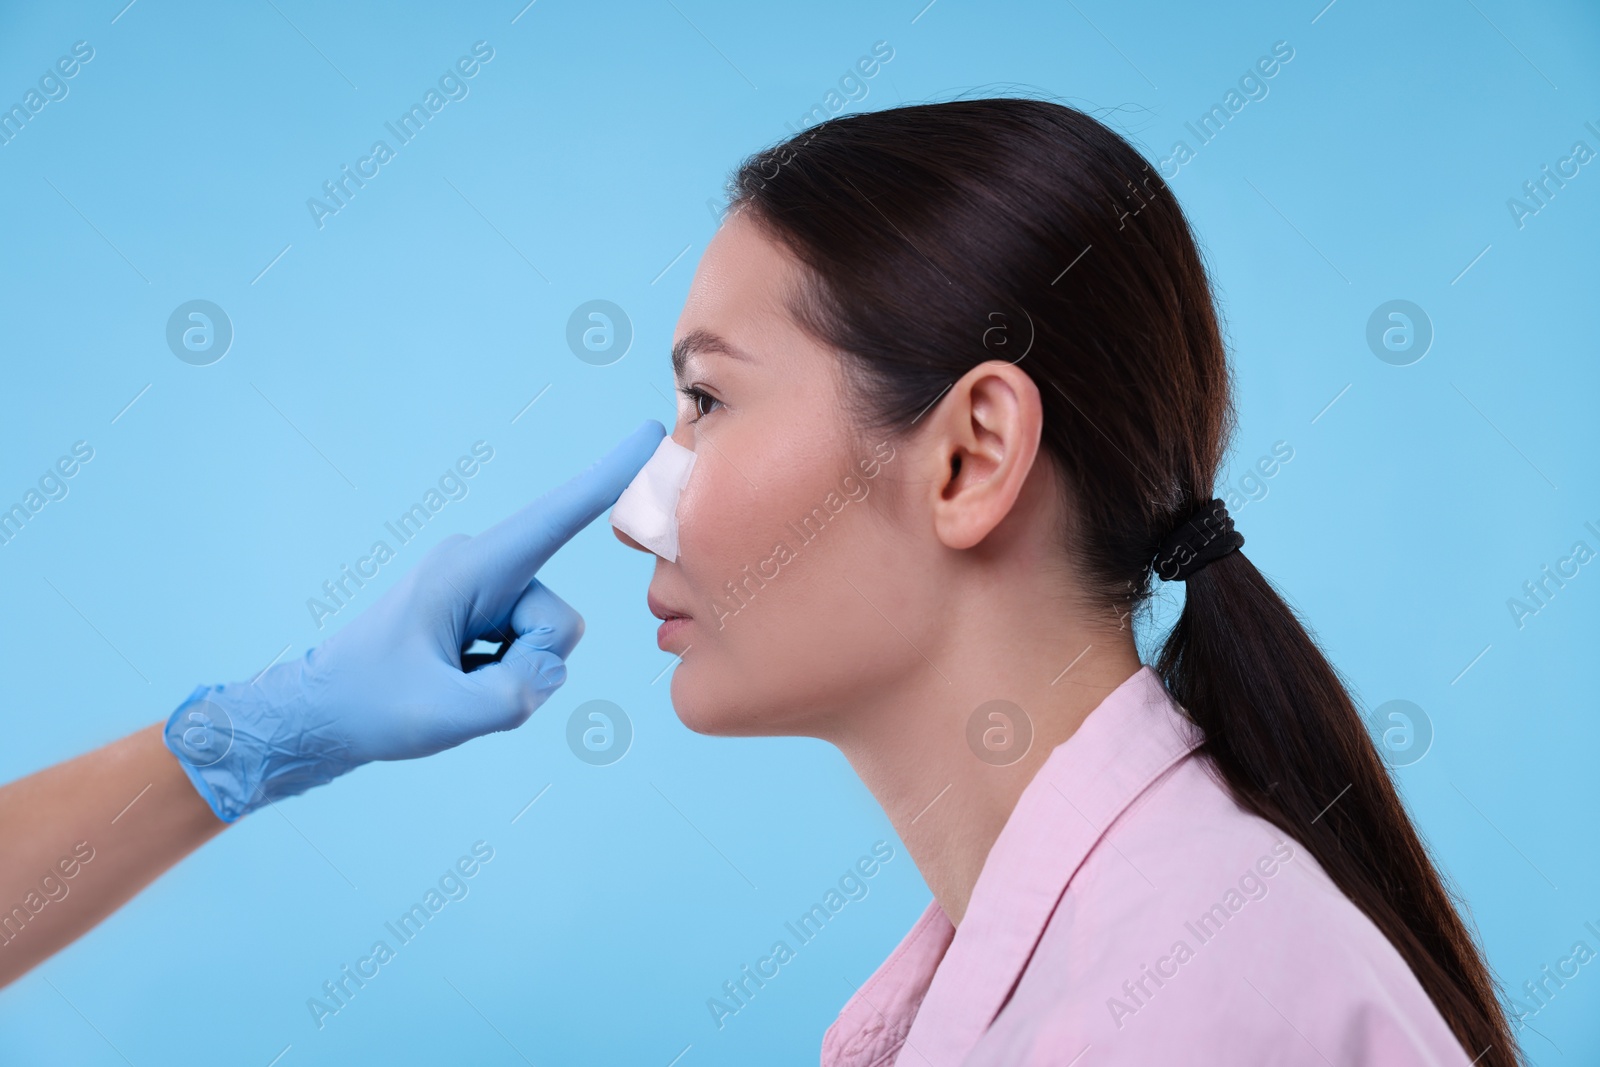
670, 699, 760, 738
668, 674, 790, 738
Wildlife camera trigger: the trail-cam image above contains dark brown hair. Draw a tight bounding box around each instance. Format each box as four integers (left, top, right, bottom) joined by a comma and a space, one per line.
726, 97, 1520, 1065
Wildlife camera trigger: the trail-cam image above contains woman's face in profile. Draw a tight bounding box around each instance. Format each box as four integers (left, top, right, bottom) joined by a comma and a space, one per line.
624, 207, 928, 740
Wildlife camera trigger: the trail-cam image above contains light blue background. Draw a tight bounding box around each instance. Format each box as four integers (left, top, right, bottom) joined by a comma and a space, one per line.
1, 1, 1595, 1063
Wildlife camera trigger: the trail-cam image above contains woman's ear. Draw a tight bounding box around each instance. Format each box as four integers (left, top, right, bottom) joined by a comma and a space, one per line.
926, 360, 1043, 550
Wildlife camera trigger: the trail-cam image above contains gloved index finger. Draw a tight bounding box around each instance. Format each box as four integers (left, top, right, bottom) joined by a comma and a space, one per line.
456, 419, 667, 605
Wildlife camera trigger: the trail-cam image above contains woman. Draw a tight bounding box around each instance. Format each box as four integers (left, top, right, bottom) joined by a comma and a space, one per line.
618, 98, 1519, 1065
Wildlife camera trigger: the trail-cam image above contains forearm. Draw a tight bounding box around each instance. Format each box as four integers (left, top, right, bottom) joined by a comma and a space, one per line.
0, 722, 225, 987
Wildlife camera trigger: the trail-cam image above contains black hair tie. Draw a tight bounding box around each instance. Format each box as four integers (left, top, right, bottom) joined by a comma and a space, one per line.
1152, 498, 1244, 582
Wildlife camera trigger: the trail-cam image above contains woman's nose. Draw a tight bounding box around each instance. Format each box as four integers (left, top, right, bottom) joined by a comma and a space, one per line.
614, 525, 651, 553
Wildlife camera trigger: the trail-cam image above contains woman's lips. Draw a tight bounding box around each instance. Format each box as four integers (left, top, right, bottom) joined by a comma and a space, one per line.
656, 616, 691, 651
647, 591, 691, 651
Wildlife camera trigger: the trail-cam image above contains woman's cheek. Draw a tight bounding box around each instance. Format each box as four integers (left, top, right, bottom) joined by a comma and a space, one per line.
674, 458, 726, 559
672, 467, 704, 560
674, 460, 748, 596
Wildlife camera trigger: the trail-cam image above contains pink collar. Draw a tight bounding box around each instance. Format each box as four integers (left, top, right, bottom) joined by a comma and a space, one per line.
822, 665, 1205, 1067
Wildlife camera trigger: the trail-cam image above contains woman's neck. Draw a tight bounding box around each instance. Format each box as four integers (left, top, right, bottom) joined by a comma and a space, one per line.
825, 622, 1141, 927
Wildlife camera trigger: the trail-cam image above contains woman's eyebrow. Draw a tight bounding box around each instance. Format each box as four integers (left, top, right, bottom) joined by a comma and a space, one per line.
671, 328, 752, 378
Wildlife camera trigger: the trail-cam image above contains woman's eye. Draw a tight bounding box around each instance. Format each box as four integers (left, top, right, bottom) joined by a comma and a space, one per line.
680, 386, 722, 422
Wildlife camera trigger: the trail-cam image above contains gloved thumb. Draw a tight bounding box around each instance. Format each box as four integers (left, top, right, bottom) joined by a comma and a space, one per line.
459, 633, 570, 734
452, 580, 581, 736
508, 579, 584, 660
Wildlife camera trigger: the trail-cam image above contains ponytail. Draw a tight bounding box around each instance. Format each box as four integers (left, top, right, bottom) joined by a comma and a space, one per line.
1159, 552, 1522, 1067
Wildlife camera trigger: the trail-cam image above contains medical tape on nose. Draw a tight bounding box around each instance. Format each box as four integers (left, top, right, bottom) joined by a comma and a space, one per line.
610, 435, 697, 562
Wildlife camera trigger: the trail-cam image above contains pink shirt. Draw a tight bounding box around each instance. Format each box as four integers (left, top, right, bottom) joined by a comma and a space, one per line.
821, 665, 1475, 1066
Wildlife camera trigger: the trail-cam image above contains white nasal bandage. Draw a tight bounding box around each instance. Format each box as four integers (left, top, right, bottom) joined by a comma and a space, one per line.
610, 436, 697, 562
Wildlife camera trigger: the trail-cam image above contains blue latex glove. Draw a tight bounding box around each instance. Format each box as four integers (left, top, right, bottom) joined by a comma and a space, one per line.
164, 420, 667, 822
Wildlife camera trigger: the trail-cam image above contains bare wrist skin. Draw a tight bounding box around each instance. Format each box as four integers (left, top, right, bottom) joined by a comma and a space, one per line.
0, 723, 226, 988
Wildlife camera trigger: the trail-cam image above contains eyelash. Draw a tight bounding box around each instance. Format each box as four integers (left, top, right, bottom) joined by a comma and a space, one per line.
678, 385, 722, 423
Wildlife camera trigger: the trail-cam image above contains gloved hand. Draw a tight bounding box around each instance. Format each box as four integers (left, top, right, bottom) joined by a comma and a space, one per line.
164, 419, 667, 822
